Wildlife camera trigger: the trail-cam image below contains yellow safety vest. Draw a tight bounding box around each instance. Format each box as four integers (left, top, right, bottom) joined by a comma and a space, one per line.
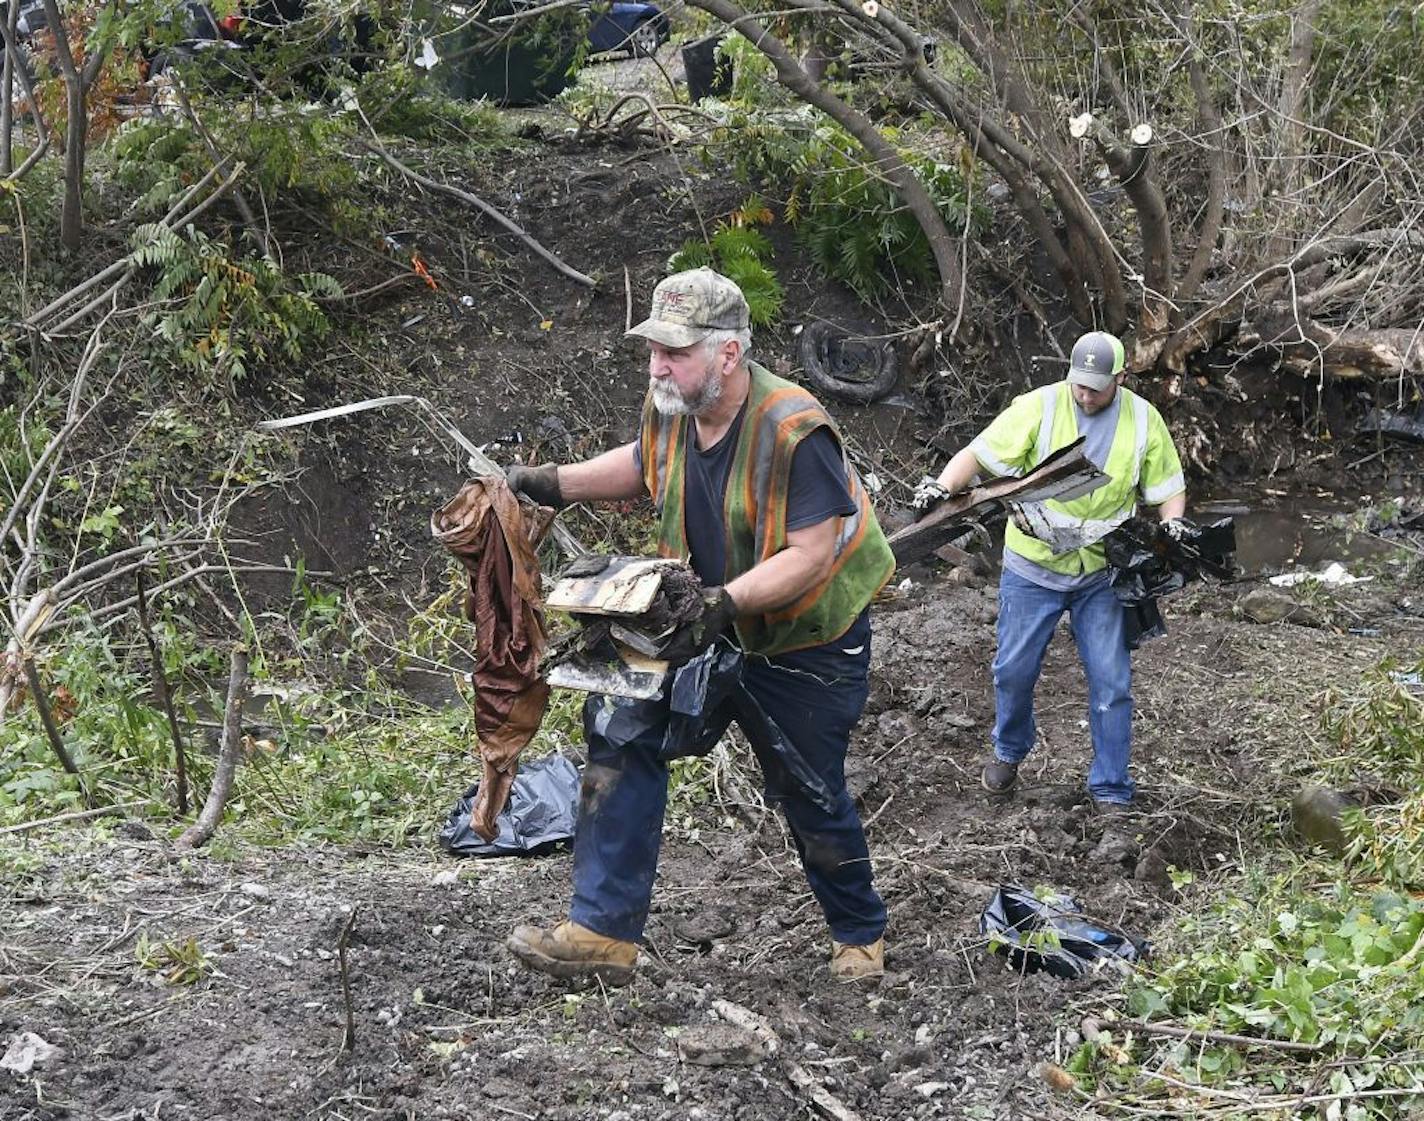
969, 382, 1185, 577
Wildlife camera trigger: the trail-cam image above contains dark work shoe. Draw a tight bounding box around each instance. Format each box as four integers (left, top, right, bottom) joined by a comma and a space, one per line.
981, 758, 1019, 795
1092, 799, 1133, 817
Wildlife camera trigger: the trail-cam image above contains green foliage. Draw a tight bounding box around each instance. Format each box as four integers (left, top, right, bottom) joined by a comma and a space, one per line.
1107, 879, 1424, 1114
131, 222, 339, 383
668, 203, 784, 326
1322, 656, 1424, 890
135, 932, 213, 985
708, 109, 981, 298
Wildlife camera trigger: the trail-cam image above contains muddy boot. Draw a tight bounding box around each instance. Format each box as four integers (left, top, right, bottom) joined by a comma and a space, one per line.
981, 757, 1019, 795
830, 937, 885, 982
507, 920, 637, 985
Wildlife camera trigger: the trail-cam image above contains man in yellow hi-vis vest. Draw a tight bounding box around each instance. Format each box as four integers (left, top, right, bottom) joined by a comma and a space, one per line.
925, 331, 1187, 810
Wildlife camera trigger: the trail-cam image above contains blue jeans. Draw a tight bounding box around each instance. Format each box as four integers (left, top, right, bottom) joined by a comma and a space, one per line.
992, 568, 1135, 803
569, 628, 886, 946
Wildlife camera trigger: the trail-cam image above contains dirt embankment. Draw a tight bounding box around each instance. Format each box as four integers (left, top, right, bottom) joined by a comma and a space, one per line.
3, 577, 1411, 1121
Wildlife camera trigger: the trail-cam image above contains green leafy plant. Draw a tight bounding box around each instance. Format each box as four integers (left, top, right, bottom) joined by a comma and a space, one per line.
131, 222, 340, 383
136, 932, 213, 985
669, 198, 784, 326
706, 109, 981, 298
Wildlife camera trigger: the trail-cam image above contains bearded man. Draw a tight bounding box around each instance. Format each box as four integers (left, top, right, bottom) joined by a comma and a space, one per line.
503, 267, 895, 984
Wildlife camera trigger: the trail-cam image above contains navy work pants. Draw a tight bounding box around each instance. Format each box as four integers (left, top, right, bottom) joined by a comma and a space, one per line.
568, 631, 886, 946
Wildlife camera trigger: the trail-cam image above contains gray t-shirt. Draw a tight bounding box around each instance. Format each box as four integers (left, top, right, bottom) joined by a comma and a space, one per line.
1003, 393, 1122, 592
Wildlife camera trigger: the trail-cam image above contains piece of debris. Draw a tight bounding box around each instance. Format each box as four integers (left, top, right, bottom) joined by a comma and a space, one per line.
1037, 1061, 1078, 1093
1, 1032, 61, 1075
1290, 785, 1361, 855
672, 907, 737, 947
1240, 587, 1319, 626
677, 1023, 773, 1067
1090, 829, 1141, 869
1269, 562, 1372, 588
238, 882, 270, 899
439, 752, 580, 857
980, 884, 1144, 979
431, 869, 459, 887
889, 438, 1109, 565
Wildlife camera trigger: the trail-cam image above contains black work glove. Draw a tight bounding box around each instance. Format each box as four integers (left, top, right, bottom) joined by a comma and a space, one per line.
640, 586, 740, 666
505, 464, 565, 510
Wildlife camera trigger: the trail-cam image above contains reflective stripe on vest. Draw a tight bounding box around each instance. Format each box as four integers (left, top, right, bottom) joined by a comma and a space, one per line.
1018, 383, 1152, 541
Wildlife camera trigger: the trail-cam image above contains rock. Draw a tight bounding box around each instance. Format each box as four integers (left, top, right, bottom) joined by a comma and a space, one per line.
1, 1032, 61, 1075
914, 1081, 952, 1098
1090, 829, 1140, 868
1133, 846, 1171, 887
1291, 785, 1361, 854
672, 907, 737, 946
677, 1023, 773, 1067
941, 712, 978, 730
431, 869, 459, 887
1241, 587, 1319, 626
238, 882, 270, 899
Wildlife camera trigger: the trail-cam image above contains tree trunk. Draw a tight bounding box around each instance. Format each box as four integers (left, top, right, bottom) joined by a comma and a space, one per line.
1, 0, 15, 176
1179, 51, 1226, 300
60, 79, 85, 251
685, 0, 966, 322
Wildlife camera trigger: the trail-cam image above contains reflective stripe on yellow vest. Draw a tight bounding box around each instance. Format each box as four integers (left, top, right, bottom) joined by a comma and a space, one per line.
1004, 383, 1151, 577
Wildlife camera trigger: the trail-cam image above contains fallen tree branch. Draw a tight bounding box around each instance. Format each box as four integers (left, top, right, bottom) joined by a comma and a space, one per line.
175, 645, 249, 851
0, 799, 149, 835
21, 655, 84, 785
1125, 1019, 1325, 1054
361, 138, 597, 289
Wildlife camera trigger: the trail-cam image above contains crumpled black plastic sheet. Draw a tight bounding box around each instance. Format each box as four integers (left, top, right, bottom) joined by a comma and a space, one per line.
439, 752, 580, 857
1104, 516, 1237, 648
980, 884, 1145, 980
583, 641, 837, 815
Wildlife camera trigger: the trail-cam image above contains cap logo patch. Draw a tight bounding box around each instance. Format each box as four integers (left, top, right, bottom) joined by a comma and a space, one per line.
1083, 352, 1096, 366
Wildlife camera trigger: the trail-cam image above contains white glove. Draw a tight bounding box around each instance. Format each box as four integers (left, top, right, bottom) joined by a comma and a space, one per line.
1162, 518, 1190, 542
912, 476, 951, 510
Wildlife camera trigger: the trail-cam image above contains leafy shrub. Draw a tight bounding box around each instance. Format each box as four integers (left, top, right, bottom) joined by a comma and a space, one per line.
708, 108, 981, 298
132, 222, 340, 382
669, 200, 783, 326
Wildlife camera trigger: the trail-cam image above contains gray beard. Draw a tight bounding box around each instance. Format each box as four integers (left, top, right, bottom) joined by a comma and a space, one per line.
651, 368, 723, 416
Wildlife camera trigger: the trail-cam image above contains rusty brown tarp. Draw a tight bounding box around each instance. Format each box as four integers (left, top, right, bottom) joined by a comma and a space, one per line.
432, 478, 552, 841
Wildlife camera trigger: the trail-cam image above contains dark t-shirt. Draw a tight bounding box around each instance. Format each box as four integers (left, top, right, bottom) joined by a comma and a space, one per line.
634, 404, 869, 658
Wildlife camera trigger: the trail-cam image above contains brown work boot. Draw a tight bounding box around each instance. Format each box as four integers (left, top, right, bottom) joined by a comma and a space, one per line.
506, 920, 637, 985
830, 937, 885, 982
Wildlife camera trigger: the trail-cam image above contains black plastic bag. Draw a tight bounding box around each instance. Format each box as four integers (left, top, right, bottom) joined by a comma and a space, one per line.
582, 640, 837, 815
439, 752, 580, 857
1104, 516, 1236, 649
979, 884, 1144, 979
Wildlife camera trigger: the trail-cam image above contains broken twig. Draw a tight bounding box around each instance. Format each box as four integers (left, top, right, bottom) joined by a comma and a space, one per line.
710, 1000, 863, 1121
337, 907, 359, 1051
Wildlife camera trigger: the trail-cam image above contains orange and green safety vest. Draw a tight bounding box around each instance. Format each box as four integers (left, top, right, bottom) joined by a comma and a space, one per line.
640, 362, 895, 656
970, 381, 1186, 577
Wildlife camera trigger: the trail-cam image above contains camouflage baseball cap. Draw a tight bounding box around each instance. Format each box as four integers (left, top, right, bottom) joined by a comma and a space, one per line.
1066, 331, 1126, 391
626, 267, 750, 348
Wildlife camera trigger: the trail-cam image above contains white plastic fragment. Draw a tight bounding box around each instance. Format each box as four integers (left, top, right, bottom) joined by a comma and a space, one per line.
1268, 562, 1373, 588
2, 1032, 61, 1075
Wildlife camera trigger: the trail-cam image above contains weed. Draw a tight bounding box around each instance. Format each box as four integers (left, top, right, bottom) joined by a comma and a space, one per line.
668, 199, 784, 326
135, 932, 213, 985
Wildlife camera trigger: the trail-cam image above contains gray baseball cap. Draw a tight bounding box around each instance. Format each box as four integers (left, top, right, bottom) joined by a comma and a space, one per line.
1066, 331, 1126, 391
626, 268, 750, 348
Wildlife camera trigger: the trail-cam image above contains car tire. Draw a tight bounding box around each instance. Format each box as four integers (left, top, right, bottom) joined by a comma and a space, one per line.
627, 18, 660, 58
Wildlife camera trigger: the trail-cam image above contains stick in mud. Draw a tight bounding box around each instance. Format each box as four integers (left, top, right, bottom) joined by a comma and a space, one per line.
175, 645, 249, 851
337, 908, 359, 1052
135, 571, 189, 815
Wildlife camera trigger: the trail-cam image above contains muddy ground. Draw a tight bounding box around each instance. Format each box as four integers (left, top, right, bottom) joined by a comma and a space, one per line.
6, 41, 1424, 1121
4, 574, 1421, 1121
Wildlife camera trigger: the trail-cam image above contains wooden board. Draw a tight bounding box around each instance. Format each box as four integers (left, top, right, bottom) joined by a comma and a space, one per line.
546, 557, 672, 617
